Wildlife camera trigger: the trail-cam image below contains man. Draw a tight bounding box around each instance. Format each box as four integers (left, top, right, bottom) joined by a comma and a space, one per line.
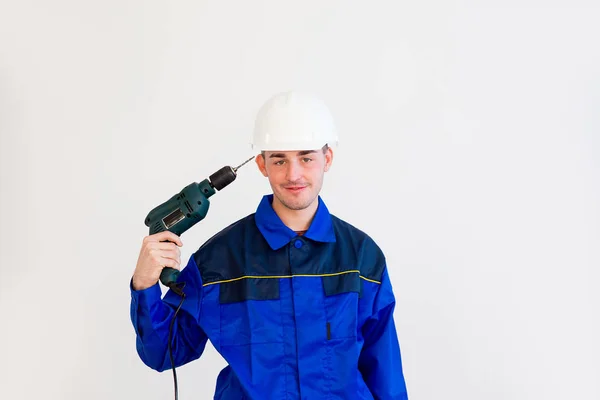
130, 91, 409, 399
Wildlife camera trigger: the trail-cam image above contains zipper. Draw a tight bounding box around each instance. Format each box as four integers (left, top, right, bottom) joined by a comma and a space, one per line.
326, 322, 331, 340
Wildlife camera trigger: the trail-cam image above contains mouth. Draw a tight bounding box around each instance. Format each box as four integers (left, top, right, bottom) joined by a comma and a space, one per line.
284, 186, 308, 193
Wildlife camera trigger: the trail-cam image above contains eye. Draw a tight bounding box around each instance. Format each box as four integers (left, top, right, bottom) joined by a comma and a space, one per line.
302, 158, 312, 163
274, 160, 285, 166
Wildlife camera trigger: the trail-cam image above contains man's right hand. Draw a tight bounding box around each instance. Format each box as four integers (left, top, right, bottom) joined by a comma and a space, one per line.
132, 231, 183, 291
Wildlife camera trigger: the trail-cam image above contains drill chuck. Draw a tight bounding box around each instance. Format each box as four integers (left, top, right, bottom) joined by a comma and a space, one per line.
209, 166, 236, 191
209, 155, 255, 190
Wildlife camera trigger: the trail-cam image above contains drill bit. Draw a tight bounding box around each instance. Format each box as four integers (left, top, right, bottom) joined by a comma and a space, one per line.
233, 156, 255, 173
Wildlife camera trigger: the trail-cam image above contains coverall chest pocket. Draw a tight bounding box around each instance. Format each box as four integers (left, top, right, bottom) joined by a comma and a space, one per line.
219, 278, 283, 347
322, 271, 361, 340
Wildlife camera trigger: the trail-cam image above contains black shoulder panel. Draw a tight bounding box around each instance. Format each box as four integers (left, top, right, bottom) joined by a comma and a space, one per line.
330, 215, 386, 283
193, 214, 288, 285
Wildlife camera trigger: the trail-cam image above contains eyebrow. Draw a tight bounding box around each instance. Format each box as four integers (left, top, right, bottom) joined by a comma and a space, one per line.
269, 150, 317, 158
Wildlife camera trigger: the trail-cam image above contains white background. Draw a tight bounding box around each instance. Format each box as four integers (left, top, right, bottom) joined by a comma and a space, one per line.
0, 1, 598, 399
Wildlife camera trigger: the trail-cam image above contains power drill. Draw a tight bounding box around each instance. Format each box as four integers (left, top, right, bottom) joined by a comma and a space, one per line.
144, 156, 255, 290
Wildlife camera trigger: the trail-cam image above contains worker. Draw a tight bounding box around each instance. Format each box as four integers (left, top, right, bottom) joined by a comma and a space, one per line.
130, 91, 409, 399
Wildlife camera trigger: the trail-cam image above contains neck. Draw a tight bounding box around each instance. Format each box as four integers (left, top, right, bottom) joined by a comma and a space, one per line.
272, 196, 319, 232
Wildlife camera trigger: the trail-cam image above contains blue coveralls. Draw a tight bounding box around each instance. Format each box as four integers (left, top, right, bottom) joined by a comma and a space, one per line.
130, 194, 409, 399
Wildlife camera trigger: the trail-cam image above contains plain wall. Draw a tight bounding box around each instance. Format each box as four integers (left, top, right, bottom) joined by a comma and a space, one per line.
0, 1, 598, 399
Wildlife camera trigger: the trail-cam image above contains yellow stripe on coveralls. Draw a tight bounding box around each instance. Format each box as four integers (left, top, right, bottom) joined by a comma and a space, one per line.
202, 269, 381, 287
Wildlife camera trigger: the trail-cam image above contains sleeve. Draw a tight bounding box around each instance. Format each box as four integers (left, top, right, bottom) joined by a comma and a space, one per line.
358, 265, 409, 399
129, 254, 208, 372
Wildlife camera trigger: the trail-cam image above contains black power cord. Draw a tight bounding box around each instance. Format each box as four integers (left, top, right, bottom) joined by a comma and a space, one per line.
167, 282, 186, 400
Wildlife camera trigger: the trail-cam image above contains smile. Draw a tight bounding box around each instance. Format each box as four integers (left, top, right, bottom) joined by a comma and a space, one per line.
284, 186, 307, 192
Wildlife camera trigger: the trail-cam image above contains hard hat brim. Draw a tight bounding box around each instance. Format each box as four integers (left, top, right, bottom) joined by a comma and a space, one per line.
250, 140, 337, 152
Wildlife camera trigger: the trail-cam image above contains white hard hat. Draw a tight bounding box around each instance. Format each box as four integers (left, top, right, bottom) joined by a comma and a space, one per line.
250, 91, 339, 151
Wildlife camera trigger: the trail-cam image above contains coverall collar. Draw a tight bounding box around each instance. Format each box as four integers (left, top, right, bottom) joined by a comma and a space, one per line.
255, 194, 336, 250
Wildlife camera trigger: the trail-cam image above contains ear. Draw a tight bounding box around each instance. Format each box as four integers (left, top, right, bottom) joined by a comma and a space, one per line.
323, 147, 334, 172
255, 153, 268, 177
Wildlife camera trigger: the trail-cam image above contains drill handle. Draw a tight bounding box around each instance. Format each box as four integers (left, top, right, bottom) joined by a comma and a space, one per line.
147, 221, 182, 287
160, 263, 181, 289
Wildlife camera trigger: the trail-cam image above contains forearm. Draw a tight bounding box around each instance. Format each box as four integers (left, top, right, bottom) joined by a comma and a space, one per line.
130, 282, 175, 371
130, 262, 207, 372
359, 304, 408, 399
359, 267, 409, 399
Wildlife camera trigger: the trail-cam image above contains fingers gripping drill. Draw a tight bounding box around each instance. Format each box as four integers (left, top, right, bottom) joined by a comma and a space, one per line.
144, 156, 254, 294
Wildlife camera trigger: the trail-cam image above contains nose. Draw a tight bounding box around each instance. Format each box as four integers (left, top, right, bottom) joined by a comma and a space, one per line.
286, 159, 302, 182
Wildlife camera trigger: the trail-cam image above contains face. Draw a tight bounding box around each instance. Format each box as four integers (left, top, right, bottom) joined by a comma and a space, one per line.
256, 147, 333, 211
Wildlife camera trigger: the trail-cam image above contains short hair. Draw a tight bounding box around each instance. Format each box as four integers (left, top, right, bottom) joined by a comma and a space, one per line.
261, 144, 329, 158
